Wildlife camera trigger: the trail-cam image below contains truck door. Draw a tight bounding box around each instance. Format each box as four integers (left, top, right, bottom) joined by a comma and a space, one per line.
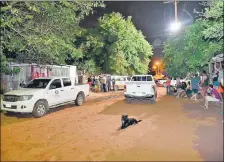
62, 78, 74, 102
47, 79, 64, 106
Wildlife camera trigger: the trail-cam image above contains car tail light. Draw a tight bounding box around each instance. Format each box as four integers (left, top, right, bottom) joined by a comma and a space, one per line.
124, 85, 127, 92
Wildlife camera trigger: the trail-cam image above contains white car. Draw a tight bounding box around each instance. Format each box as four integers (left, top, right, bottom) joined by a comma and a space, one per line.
156, 78, 167, 87
111, 75, 131, 91
124, 75, 157, 104
1, 77, 89, 118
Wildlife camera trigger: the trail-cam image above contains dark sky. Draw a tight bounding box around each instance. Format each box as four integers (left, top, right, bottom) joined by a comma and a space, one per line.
81, 1, 203, 66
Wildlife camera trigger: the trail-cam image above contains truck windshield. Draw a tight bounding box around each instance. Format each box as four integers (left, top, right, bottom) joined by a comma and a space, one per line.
24, 79, 51, 88
132, 76, 152, 81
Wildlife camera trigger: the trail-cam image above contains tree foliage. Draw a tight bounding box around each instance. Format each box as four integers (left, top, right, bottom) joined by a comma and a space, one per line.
163, 0, 224, 77
1, 1, 104, 72
1, 3, 153, 76
79, 12, 153, 75
200, 1, 224, 41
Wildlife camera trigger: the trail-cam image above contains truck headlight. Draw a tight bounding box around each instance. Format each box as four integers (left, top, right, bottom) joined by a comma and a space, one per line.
18, 95, 33, 101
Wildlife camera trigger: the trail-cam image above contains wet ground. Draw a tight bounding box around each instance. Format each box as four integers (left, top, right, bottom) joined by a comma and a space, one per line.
1, 88, 224, 161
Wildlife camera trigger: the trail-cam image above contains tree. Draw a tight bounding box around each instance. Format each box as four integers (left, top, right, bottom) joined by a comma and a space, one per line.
0, 1, 104, 72
80, 12, 153, 75
163, 0, 223, 77
198, 1, 224, 41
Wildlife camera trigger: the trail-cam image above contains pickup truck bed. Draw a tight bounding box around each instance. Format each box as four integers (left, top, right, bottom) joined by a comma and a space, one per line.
124, 75, 157, 103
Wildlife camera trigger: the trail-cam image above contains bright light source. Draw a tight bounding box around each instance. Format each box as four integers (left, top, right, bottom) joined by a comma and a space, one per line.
155, 62, 160, 65
170, 22, 181, 32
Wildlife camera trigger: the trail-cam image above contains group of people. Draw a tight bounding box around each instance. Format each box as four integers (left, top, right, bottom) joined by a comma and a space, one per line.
165, 70, 224, 109
87, 75, 116, 92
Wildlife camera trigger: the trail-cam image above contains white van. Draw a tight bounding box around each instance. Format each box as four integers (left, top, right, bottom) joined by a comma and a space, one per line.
111, 76, 131, 91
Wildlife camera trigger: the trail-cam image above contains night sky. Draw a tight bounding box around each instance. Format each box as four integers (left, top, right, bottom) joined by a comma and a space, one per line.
81, 1, 203, 67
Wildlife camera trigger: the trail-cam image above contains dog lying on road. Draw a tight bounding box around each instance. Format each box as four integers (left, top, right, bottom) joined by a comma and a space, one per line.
121, 115, 142, 129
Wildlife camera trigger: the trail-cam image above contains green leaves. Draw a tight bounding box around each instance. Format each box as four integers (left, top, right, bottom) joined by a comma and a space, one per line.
1, 1, 104, 73
164, 0, 224, 77
80, 12, 153, 75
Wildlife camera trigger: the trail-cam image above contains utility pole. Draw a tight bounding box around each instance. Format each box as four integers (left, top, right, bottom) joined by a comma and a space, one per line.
174, 0, 178, 22
164, 0, 179, 21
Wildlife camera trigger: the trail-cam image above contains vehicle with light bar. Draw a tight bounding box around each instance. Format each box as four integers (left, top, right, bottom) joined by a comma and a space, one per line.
124, 75, 157, 103
1, 77, 89, 118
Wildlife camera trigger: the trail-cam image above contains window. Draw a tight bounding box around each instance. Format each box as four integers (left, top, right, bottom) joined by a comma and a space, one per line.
127, 77, 131, 81
147, 76, 153, 81
50, 79, 62, 89
142, 76, 147, 81
63, 78, 71, 87
132, 76, 152, 81
24, 79, 51, 89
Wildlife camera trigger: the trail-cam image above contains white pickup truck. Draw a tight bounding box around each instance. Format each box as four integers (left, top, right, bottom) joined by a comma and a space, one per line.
124, 75, 157, 104
1, 77, 89, 118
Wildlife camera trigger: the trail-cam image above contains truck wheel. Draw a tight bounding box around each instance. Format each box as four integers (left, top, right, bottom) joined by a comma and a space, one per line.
76, 92, 84, 106
151, 99, 156, 104
125, 98, 131, 104
151, 97, 156, 104
5, 111, 15, 115
32, 100, 48, 118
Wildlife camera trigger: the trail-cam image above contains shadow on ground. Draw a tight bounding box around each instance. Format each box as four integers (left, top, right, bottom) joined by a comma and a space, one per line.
183, 101, 224, 162
99, 95, 168, 118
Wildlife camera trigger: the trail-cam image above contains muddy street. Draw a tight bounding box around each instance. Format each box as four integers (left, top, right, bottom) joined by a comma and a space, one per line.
1, 88, 223, 161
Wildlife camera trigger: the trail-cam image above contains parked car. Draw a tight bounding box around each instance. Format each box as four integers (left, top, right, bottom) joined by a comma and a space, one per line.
1, 77, 89, 118
156, 77, 191, 87
124, 75, 157, 104
111, 75, 131, 91
156, 78, 167, 87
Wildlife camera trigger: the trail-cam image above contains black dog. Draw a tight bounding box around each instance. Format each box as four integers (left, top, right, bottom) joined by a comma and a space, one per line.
121, 115, 142, 129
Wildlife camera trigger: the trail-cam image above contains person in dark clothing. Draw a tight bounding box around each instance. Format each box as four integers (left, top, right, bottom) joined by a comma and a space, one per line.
112, 78, 116, 91
176, 82, 187, 98
107, 76, 111, 91
185, 81, 192, 98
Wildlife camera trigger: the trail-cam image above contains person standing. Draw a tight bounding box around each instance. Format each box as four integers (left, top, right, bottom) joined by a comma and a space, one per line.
100, 76, 104, 92
200, 70, 209, 97
103, 75, 107, 92
166, 76, 171, 95
87, 77, 92, 89
190, 74, 200, 101
112, 77, 116, 91
107, 76, 111, 91
212, 70, 219, 89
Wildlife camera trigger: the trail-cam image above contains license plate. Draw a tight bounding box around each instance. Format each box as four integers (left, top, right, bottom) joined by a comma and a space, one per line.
5, 103, 11, 108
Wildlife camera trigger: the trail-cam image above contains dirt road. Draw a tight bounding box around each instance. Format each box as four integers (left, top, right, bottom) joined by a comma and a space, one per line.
1, 88, 223, 161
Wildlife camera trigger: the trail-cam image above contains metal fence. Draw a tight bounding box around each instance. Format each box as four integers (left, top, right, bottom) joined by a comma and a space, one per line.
1, 64, 77, 93
50, 66, 69, 77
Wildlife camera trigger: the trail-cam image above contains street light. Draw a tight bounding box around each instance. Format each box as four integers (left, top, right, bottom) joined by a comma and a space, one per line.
169, 21, 181, 32
165, 0, 182, 32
